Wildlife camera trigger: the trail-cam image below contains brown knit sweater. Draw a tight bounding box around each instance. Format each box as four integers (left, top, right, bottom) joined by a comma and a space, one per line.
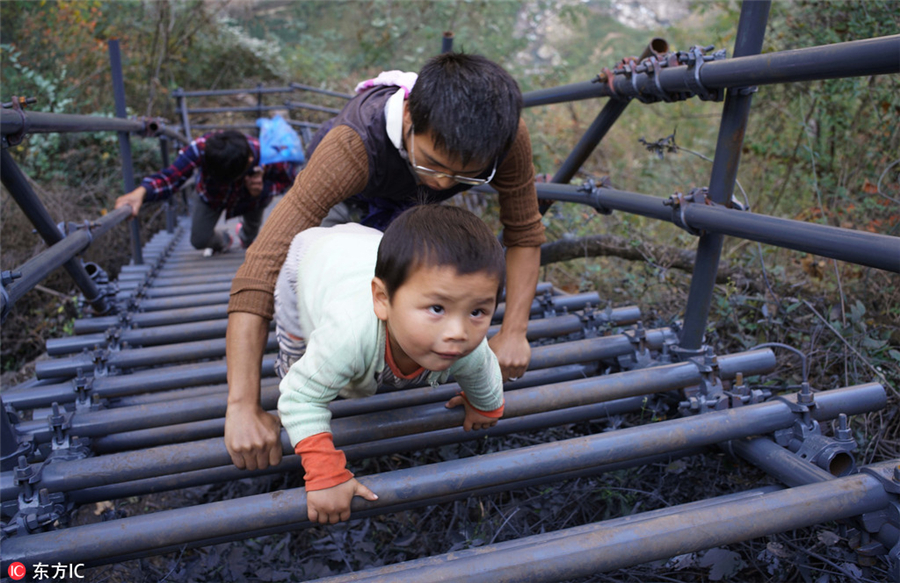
228, 118, 546, 320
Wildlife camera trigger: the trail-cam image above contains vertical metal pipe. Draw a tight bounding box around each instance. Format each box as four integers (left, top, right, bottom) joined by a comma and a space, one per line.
175, 89, 194, 217
108, 38, 143, 266
442, 31, 454, 53
0, 150, 106, 313
256, 83, 264, 132
0, 397, 20, 471
0, 281, 8, 322
177, 89, 193, 140
159, 136, 176, 234
679, 0, 771, 349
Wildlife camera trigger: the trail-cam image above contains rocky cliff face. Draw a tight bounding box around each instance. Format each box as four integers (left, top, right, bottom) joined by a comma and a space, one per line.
513, 0, 692, 74
608, 0, 691, 30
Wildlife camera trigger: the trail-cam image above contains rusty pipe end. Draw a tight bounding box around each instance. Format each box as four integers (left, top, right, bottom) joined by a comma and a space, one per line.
442, 31, 454, 54
145, 119, 160, 135
638, 38, 670, 61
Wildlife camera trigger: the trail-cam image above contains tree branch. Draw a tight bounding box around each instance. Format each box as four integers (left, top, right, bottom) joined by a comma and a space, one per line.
540, 233, 764, 293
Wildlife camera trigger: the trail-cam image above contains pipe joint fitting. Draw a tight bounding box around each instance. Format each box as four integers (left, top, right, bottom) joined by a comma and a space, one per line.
643, 56, 687, 103
47, 403, 74, 451
79, 262, 115, 317
578, 304, 606, 339
723, 372, 771, 408
537, 289, 558, 318
862, 464, 900, 496
599, 48, 693, 104
618, 322, 654, 370
4, 96, 31, 146
669, 343, 709, 363
92, 348, 112, 377
13, 456, 41, 505
791, 433, 857, 477
579, 178, 613, 215
834, 413, 853, 443
104, 327, 122, 351
1, 270, 22, 287
677, 45, 728, 102
71, 372, 94, 410
679, 350, 727, 414
6, 487, 68, 537
663, 189, 706, 236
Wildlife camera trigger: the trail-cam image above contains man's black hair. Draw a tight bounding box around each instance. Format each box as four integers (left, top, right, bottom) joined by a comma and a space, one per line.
204, 130, 252, 182
407, 52, 522, 167
375, 204, 506, 301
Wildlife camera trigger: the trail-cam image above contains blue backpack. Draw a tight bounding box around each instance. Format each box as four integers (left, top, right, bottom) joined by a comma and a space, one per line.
257, 115, 305, 165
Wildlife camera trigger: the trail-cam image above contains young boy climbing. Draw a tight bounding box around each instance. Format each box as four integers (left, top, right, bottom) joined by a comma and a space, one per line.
275, 204, 506, 524
226, 52, 544, 473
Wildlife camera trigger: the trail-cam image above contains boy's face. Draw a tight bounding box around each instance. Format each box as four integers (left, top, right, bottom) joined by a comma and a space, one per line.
372, 264, 499, 376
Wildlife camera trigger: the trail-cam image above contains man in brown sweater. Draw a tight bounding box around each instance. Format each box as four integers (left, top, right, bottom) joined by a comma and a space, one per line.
225, 53, 546, 471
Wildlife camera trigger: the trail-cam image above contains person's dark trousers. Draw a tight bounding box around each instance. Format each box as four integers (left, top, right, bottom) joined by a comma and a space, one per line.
190, 194, 265, 251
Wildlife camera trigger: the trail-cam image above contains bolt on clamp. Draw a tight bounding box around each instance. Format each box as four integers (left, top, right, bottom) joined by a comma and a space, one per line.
578, 178, 612, 215
679, 347, 728, 413
677, 45, 728, 102
663, 189, 705, 236
723, 371, 770, 408
72, 371, 94, 410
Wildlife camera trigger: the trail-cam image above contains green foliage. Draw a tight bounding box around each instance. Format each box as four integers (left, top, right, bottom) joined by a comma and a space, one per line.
1, 43, 74, 176
752, 0, 900, 223
1, 1, 111, 112
238, 0, 537, 87
181, 14, 288, 89
1, 44, 74, 112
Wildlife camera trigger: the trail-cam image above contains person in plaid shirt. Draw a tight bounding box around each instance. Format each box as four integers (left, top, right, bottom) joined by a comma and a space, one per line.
115, 130, 297, 252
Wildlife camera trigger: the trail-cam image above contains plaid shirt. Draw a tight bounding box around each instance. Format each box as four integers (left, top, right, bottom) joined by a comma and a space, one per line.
140, 133, 296, 219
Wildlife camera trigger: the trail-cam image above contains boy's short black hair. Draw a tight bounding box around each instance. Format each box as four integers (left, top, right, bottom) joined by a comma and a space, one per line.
204, 130, 252, 182
376, 204, 506, 301
408, 52, 522, 167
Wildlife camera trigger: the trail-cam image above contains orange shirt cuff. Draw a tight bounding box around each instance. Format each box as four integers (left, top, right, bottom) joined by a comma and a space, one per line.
459, 391, 505, 418
295, 432, 354, 491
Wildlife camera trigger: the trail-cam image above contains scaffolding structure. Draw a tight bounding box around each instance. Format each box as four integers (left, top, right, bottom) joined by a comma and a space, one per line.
1, 3, 900, 580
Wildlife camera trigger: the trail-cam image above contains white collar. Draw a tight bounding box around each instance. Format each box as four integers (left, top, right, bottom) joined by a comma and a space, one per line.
384, 88, 406, 155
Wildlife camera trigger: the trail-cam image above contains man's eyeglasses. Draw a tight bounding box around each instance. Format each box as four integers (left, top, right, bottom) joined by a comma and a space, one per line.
408, 128, 497, 186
